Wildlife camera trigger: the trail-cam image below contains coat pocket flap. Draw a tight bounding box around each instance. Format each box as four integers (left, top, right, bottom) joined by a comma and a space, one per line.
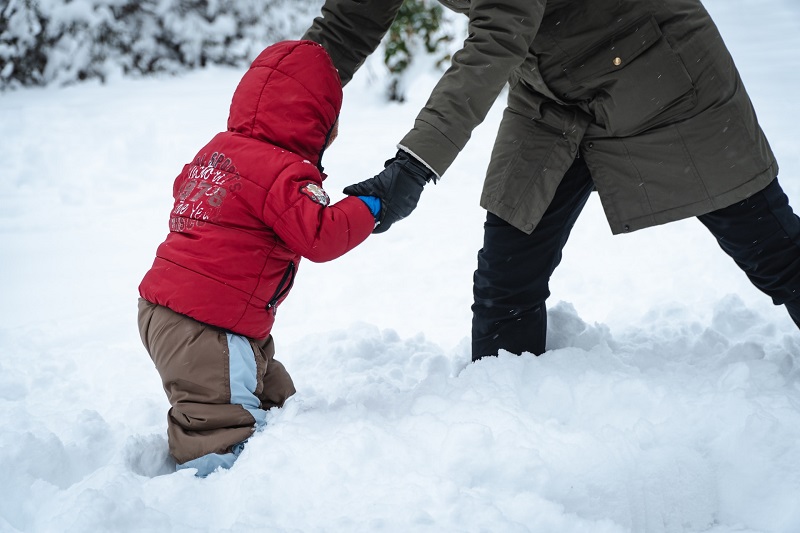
563, 16, 662, 85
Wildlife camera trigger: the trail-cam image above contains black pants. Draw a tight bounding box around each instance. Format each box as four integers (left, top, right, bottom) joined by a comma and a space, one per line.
472, 157, 800, 360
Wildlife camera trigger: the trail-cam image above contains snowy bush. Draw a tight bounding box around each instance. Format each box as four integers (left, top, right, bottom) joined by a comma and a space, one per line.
0, 0, 322, 90
383, 0, 454, 101
0, 0, 458, 93
0, 0, 47, 86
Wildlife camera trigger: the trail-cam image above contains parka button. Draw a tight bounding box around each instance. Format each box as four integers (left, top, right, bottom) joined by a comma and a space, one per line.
623, 224, 631, 232
587, 142, 594, 149
613, 57, 623, 66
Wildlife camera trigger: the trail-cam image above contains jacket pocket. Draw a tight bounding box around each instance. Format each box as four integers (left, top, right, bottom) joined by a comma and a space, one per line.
266, 261, 296, 314
562, 16, 696, 136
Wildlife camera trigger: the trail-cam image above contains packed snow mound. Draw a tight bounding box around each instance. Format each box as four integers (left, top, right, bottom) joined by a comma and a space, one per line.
3, 0, 800, 531
2, 300, 798, 532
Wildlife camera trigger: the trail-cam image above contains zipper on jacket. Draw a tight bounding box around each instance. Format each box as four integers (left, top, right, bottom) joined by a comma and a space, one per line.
266, 261, 296, 313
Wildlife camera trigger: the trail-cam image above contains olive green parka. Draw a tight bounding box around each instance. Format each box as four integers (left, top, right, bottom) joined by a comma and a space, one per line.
304, 0, 777, 234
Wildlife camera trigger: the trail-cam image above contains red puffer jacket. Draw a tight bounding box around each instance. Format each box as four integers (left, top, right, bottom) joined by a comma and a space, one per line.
139, 40, 375, 339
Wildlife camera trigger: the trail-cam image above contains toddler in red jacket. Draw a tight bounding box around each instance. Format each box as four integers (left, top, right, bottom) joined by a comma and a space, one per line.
137, 40, 379, 477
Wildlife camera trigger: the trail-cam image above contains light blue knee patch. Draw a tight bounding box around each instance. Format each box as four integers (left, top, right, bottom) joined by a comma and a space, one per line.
226, 333, 268, 430
176, 335, 267, 477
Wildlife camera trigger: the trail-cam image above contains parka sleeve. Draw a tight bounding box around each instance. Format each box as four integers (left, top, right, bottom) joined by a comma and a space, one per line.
303, 0, 405, 86
399, 0, 547, 176
262, 162, 376, 263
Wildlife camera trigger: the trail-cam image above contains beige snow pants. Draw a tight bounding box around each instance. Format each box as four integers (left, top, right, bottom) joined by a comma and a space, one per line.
137, 298, 296, 465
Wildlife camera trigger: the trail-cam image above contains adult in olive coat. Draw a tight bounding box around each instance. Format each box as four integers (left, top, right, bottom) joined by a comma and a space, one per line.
305, 0, 800, 358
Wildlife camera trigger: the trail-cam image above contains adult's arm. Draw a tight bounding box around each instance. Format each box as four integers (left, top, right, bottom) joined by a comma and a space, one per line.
303, 0, 405, 86
399, 0, 547, 176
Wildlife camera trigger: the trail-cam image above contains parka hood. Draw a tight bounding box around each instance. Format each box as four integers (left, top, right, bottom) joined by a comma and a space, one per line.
227, 40, 343, 166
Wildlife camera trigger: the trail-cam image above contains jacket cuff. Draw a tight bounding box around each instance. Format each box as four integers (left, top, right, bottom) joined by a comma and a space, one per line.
399, 119, 461, 178
396, 144, 441, 182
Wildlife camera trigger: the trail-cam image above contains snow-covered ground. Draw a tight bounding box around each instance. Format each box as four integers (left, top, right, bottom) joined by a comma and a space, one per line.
2, 1, 800, 531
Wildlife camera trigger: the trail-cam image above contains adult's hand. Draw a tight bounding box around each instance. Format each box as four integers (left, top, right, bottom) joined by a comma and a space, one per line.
343, 150, 437, 233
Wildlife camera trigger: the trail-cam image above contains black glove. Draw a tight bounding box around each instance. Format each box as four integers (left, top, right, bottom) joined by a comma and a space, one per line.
343, 150, 437, 233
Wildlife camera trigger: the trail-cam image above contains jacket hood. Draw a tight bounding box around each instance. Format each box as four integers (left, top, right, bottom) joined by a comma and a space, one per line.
227, 40, 343, 165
